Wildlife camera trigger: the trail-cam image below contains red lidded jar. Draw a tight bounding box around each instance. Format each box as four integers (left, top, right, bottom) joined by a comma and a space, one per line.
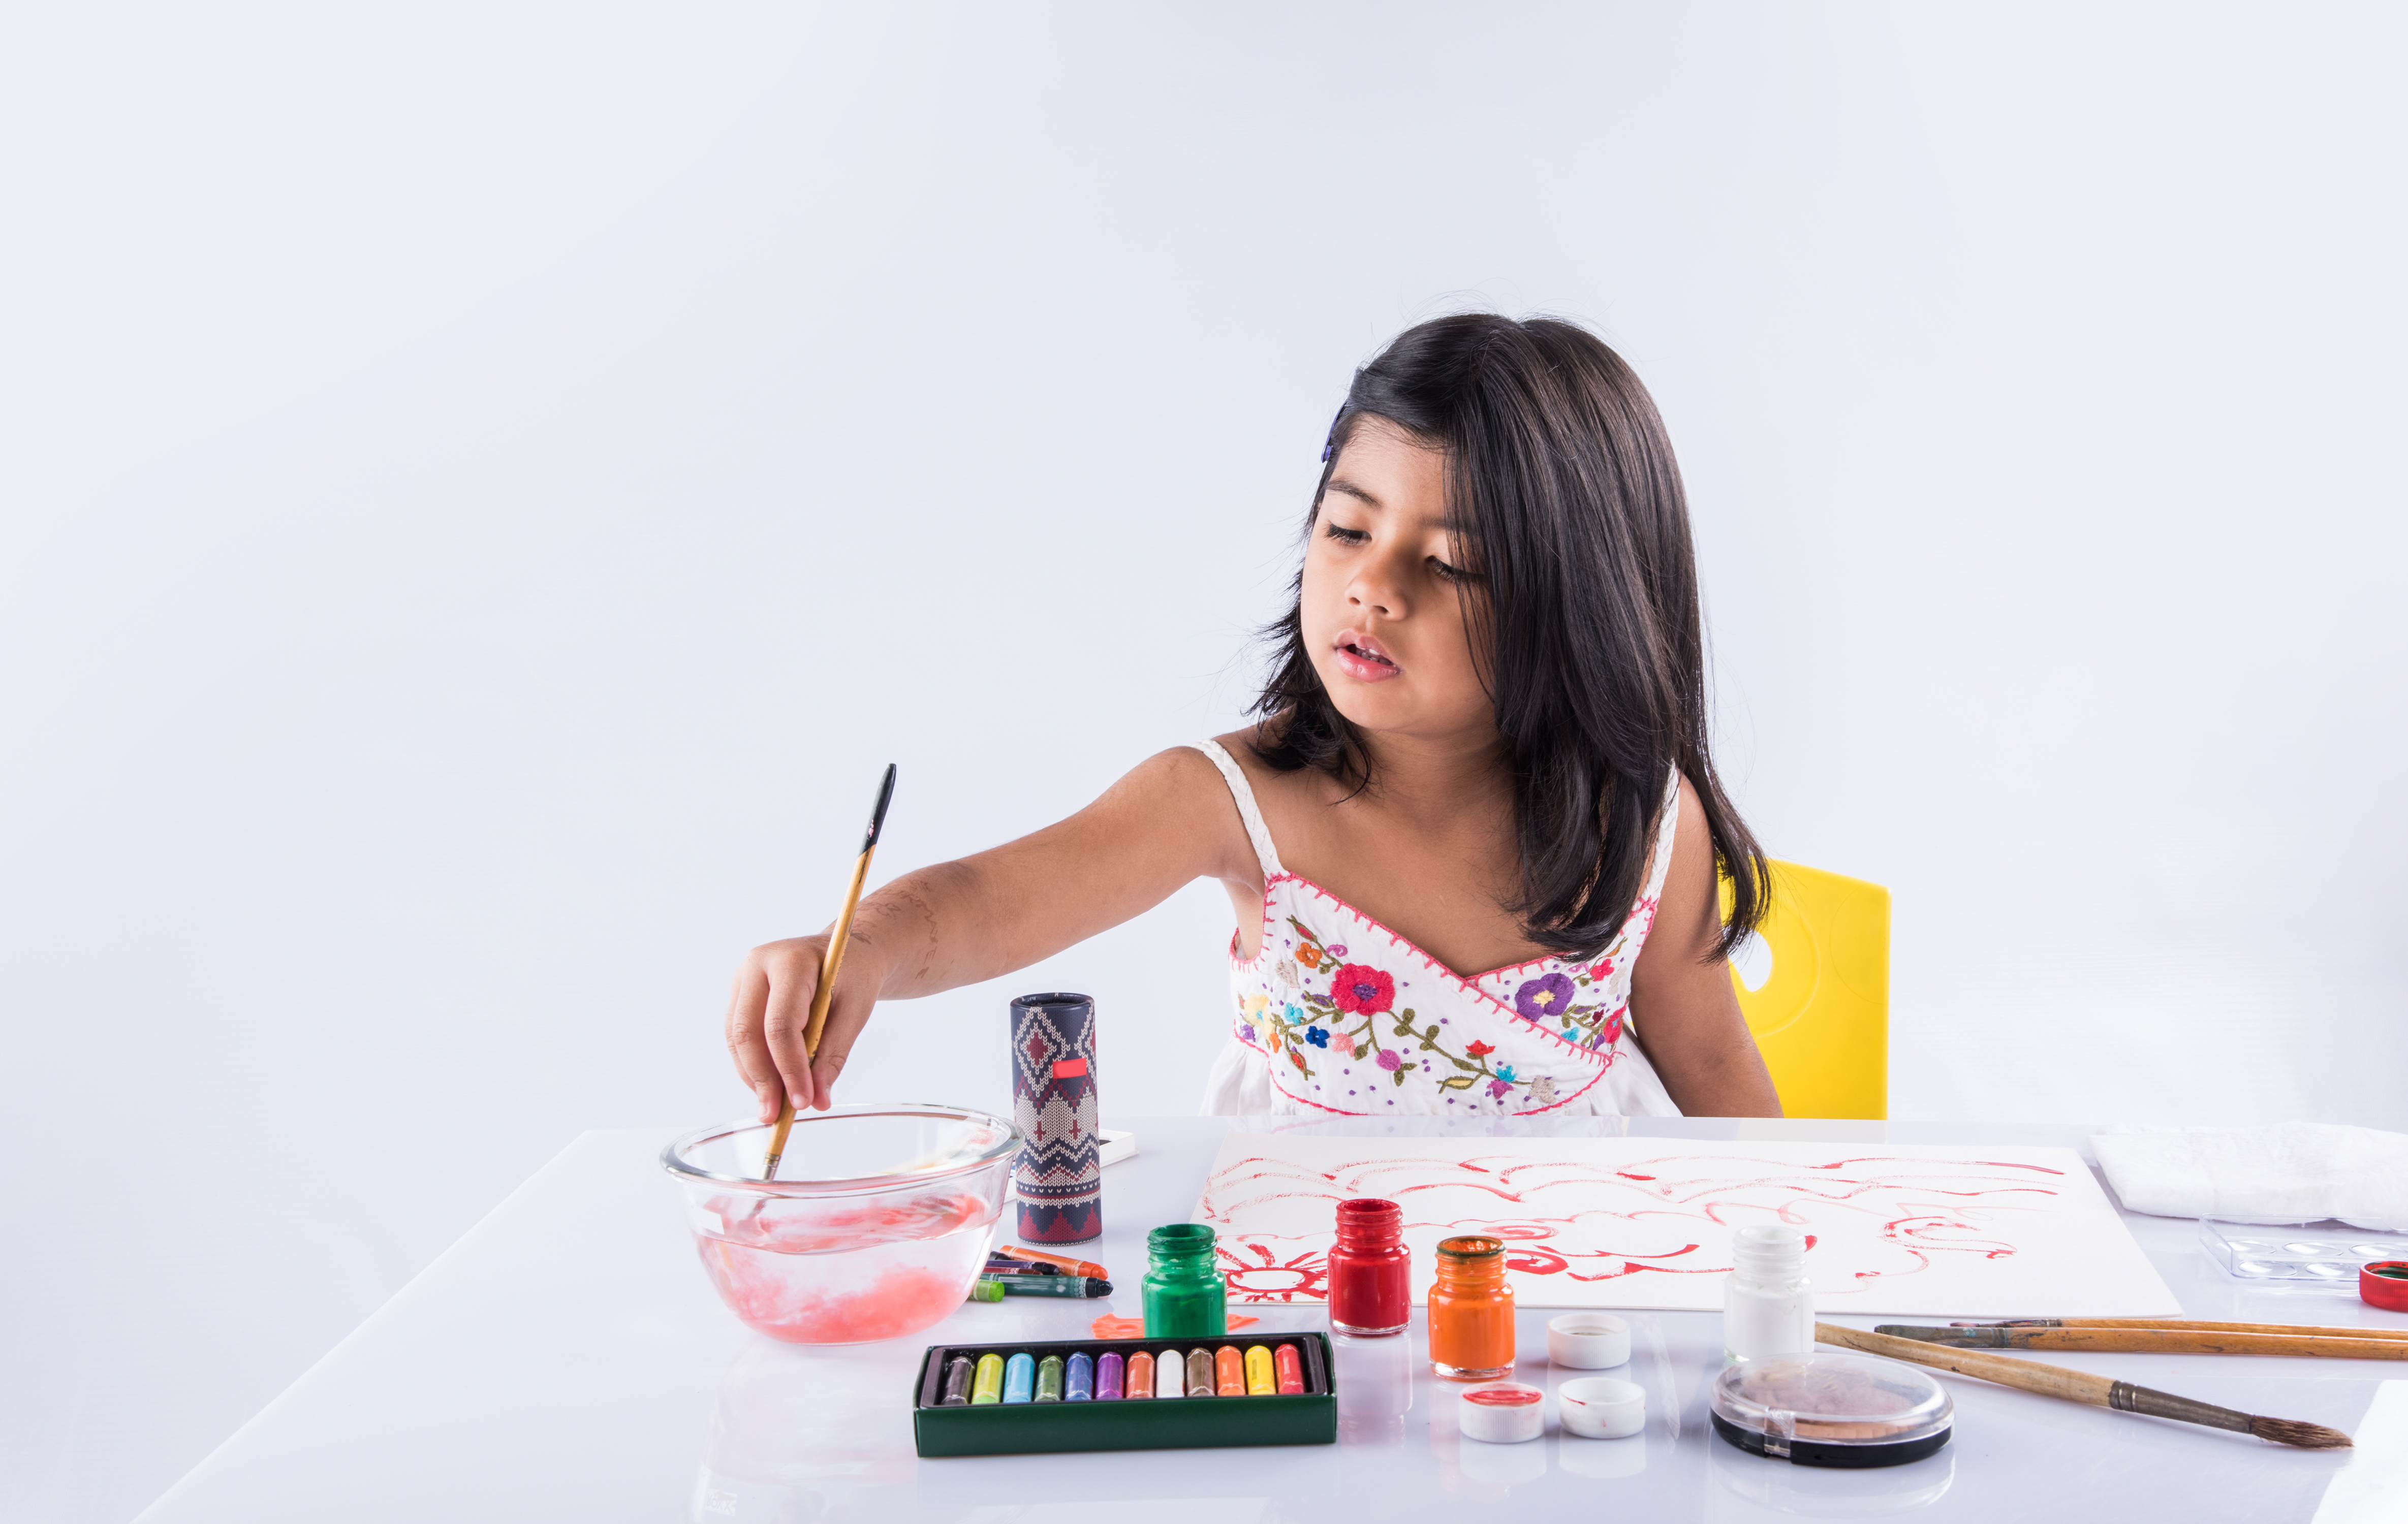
1327, 1197, 1411, 1337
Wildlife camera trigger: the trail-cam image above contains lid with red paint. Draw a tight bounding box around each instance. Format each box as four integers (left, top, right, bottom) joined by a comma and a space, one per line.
2362, 1261, 2408, 1312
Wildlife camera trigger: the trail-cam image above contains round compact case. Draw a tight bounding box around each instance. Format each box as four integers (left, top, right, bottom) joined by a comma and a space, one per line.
1710, 1353, 1953, 1468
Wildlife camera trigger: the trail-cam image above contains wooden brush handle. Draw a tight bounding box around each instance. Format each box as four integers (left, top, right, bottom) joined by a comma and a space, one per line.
1913, 1326, 2408, 1359
2004, 1318, 2408, 1342
1816, 1323, 2117, 1408
801, 846, 876, 1056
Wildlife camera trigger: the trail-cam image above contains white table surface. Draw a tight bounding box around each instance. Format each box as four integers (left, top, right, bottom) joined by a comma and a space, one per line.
136, 1117, 2408, 1522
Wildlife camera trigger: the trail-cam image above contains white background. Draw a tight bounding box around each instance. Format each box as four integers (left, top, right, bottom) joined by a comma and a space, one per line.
2, 5, 2401, 1520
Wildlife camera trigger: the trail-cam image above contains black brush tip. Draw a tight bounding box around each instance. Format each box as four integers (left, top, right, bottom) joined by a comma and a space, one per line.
2249, 1414, 2354, 1449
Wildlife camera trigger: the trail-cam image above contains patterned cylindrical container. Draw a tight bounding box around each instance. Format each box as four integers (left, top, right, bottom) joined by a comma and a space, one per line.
1010, 991, 1100, 1243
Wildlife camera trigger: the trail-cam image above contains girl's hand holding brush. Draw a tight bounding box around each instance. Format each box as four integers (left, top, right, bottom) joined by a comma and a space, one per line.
727, 927, 895, 1119
726, 764, 897, 1131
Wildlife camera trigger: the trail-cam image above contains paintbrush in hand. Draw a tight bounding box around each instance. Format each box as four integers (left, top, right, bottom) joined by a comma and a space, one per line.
760, 763, 898, 1181
1882, 1323, 2408, 1360
1817, 1323, 2352, 1449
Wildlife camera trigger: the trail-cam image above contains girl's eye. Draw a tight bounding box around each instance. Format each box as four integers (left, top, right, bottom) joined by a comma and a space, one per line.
1322, 524, 1370, 546
1429, 556, 1480, 584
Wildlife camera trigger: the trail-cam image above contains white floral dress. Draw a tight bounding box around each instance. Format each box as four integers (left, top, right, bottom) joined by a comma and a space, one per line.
1195, 740, 1682, 1119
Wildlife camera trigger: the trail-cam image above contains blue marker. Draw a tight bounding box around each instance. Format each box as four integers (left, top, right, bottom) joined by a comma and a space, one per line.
1067, 1351, 1094, 1401
1002, 1351, 1036, 1404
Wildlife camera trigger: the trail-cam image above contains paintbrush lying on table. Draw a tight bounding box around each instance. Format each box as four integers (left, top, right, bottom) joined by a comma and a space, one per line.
1878, 1322, 2408, 1359
1952, 1318, 2408, 1339
1816, 1324, 2352, 1449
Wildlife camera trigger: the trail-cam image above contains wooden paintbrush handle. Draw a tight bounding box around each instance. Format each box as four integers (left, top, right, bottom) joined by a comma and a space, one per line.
2017, 1318, 2408, 1342
801, 847, 876, 1056
1816, 1323, 2117, 1408
1916, 1327, 2408, 1359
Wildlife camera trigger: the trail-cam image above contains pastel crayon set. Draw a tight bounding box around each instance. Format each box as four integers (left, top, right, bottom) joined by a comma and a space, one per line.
911, 1334, 1338, 1457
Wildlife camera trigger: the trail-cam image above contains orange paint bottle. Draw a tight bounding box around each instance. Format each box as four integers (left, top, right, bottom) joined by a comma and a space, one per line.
1427, 1234, 1516, 1380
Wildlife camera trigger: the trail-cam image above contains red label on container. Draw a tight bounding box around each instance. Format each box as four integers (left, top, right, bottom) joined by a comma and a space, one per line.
1465, 1387, 1542, 1407
1051, 1058, 1088, 1078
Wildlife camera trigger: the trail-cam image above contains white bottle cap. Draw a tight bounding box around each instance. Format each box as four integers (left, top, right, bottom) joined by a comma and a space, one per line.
1547, 1312, 1632, 1369
1457, 1382, 1546, 1443
1558, 1376, 1646, 1439
1732, 1224, 1807, 1279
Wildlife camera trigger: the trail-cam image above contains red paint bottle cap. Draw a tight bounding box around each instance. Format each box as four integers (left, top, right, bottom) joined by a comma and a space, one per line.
2361, 1260, 2408, 1313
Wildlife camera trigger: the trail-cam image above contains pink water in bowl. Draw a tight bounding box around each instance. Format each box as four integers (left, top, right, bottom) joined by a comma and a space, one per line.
664, 1106, 1019, 1345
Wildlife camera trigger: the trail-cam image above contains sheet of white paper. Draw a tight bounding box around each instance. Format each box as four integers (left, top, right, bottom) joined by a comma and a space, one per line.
1194, 1133, 2181, 1317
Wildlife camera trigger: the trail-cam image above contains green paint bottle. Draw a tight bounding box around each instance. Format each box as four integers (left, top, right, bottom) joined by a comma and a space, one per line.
1141, 1223, 1228, 1339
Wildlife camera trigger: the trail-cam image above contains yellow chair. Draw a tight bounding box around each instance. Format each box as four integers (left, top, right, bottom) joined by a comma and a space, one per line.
1721, 861, 1890, 1119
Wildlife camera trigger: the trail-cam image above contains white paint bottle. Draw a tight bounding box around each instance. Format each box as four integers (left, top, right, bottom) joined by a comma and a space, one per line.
1723, 1225, 1815, 1362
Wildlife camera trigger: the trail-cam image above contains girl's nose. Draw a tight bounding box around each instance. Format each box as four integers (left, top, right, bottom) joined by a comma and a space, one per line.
1349, 564, 1405, 618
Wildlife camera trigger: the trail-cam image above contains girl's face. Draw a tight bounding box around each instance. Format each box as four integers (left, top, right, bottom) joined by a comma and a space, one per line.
1300, 419, 1495, 748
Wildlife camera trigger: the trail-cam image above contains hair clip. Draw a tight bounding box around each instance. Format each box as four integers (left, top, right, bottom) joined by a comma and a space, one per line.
1320, 404, 1347, 463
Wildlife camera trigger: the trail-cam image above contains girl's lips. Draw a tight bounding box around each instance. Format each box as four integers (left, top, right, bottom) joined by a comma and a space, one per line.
1332, 631, 1401, 684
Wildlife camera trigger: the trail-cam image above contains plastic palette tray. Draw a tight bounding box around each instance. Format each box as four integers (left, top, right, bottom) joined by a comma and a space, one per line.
2198, 1219, 2408, 1283
911, 1333, 1338, 1457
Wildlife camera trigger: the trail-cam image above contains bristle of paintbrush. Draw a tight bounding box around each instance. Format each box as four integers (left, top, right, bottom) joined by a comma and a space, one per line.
2248, 1415, 2355, 1450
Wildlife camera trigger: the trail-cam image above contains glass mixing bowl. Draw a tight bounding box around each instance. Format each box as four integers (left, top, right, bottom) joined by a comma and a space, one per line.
662, 1104, 1020, 1345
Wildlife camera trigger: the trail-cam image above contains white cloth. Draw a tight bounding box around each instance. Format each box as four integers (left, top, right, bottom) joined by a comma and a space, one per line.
1192, 739, 1682, 1120
2090, 1122, 2408, 1231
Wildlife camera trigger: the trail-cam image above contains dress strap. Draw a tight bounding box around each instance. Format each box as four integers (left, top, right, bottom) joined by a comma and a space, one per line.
1641, 765, 1682, 900
1194, 739, 1285, 879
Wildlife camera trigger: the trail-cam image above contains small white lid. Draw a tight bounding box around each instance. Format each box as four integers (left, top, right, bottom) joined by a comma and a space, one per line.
1457, 1382, 1545, 1443
1558, 1376, 1646, 1439
1547, 1312, 1632, 1369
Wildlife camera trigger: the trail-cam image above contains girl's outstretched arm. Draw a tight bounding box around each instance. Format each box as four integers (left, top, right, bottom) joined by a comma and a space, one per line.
726, 747, 1254, 1119
1627, 777, 1785, 1118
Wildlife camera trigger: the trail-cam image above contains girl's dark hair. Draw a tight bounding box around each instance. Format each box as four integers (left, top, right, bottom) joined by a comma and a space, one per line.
1253, 313, 1768, 961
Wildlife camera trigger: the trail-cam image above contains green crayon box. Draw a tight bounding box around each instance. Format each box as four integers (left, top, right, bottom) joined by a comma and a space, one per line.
911, 1333, 1339, 1458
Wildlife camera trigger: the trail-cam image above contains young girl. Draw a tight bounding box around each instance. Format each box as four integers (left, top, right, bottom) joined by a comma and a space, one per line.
727, 314, 1782, 1120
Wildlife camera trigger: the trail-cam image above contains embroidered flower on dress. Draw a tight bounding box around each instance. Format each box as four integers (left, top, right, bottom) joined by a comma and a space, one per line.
1376, 1048, 1402, 1071
1327, 944, 1348, 957
1305, 1026, 1330, 1049
1331, 964, 1394, 1016
1514, 972, 1577, 1021
1275, 958, 1300, 989
1529, 1074, 1558, 1107
1485, 1078, 1513, 1100
1296, 944, 1323, 970
1494, 1064, 1518, 1083
1239, 1023, 1257, 1043
1464, 1039, 1496, 1059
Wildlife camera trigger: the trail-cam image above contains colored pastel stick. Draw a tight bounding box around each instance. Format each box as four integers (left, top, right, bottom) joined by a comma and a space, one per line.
941, 1355, 975, 1406
1156, 1350, 1185, 1399
1126, 1350, 1155, 1399
1186, 1348, 1216, 1396
1003, 1352, 1036, 1404
1096, 1350, 1123, 1400
1067, 1351, 1094, 1401
1274, 1343, 1304, 1394
972, 1353, 1005, 1405
1244, 1345, 1275, 1396
1035, 1354, 1064, 1402
1216, 1345, 1246, 1395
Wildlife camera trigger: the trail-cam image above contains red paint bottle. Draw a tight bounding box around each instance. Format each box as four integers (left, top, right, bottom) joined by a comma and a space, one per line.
1327, 1197, 1411, 1336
